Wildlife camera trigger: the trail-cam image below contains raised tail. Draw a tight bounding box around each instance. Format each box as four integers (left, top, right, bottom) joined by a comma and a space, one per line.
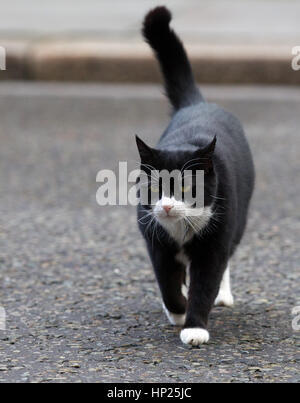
142, 6, 203, 111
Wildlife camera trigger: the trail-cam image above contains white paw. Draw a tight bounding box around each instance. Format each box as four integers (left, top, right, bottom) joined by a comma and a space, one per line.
162, 302, 186, 326
180, 328, 210, 346
214, 290, 234, 307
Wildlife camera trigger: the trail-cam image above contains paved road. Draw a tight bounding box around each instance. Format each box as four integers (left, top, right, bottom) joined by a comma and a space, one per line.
0, 83, 299, 383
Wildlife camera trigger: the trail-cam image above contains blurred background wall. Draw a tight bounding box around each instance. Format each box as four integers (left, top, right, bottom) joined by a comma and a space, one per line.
0, 0, 299, 83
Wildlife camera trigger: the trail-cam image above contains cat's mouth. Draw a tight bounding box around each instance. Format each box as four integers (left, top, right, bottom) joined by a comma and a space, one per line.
154, 210, 184, 223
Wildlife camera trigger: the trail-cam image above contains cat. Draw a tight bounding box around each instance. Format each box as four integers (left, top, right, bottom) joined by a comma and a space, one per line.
136, 6, 255, 346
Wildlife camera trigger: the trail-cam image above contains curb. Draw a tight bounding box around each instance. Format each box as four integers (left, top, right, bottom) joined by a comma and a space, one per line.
0, 39, 299, 84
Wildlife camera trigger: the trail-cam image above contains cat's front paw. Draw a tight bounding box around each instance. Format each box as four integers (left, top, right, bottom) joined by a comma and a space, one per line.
180, 328, 210, 346
162, 302, 186, 326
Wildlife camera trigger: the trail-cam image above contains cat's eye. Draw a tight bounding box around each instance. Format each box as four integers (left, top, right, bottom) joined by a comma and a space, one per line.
150, 184, 160, 193
182, 184, 191, 193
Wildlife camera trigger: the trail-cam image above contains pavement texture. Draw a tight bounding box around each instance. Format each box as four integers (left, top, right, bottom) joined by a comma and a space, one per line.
0, 83, 299, 383
0, 0, 299, 83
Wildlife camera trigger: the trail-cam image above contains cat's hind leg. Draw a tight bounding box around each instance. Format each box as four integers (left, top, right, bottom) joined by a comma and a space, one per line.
181, 263, 190, 299
214, 264, 234, 307
162, 301, 186, 326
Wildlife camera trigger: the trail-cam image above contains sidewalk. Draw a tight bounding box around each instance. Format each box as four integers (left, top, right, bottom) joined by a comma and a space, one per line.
1, 0, 299, 83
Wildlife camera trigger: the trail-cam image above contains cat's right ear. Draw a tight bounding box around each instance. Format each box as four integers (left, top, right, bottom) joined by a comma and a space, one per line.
135, 135, 154, 162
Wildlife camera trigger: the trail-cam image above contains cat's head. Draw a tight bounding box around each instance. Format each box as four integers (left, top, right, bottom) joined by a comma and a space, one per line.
136, 135, 216, 233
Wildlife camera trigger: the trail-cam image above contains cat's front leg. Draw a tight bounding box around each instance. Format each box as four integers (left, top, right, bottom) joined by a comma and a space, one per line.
148, 244, 187, 326
180, 254, 226, 346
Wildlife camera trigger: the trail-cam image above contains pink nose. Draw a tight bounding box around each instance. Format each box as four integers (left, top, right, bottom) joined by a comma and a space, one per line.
163, 205, 173, 214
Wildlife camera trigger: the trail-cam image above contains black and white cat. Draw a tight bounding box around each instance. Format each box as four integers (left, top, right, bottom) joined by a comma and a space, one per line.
136, 7, 255, 346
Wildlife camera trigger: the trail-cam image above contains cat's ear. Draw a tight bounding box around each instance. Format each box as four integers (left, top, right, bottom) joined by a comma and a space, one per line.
201, 136, 217, 158
136, 135, 154, 162
198, 136, 217, 173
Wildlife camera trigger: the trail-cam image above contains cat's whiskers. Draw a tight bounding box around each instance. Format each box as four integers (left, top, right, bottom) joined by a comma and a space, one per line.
210, 194, 227, 201
184, 216, 199, 235
138, 211, 153, 224
181, 157, 207, 173
144, 213, 156, 239
154, 219, 163, 246
140, 163, 160, 178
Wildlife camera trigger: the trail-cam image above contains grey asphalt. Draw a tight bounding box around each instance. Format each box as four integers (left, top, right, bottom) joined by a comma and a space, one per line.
0, 83, 299, 383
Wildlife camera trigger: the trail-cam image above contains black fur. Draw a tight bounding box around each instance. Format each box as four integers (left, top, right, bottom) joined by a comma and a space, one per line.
137, 7, 255, 338
142, 7, 203, 110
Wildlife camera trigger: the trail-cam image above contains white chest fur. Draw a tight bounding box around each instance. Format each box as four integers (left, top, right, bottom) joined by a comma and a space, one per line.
156, 205, 213, 246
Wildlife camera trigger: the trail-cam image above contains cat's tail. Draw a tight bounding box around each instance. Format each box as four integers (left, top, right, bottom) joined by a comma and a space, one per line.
142, 6, 203, 111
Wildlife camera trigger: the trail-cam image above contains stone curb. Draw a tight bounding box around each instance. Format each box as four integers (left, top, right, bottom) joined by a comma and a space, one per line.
0, 39, 299, 84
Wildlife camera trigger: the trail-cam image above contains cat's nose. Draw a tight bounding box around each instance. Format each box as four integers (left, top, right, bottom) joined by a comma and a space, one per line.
163, 205, 173, 214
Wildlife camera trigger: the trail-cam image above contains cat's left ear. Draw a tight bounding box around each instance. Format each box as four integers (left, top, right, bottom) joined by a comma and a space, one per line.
198, 136, 217, 173
201, 135, 217, 158
136, 135, 155, 163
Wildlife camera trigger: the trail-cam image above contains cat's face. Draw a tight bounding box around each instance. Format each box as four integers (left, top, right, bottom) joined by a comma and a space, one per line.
136, 136, 216, 234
